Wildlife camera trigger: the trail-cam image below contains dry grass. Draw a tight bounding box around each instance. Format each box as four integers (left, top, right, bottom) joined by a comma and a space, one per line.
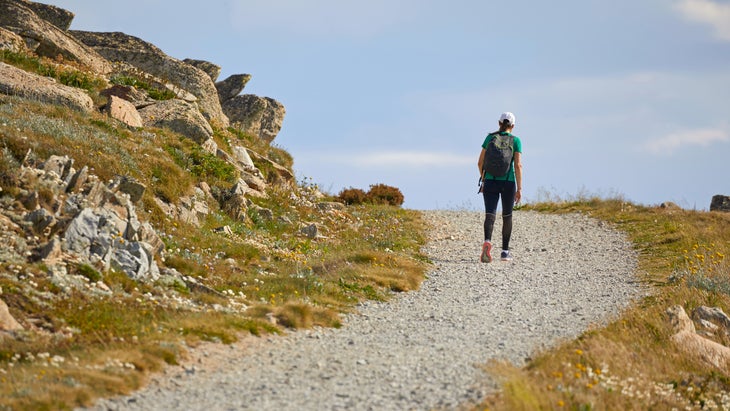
480, 195, 730, 410
0, 97, 429, 410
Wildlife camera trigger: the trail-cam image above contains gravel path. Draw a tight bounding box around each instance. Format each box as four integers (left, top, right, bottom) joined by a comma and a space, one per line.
84, 210, 642, 411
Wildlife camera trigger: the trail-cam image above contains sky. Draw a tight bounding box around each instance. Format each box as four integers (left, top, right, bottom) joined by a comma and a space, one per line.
49, 0, 730, 210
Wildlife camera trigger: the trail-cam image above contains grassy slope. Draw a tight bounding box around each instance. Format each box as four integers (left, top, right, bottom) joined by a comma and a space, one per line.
0, 89, 427, 408
481, 198, 730, 410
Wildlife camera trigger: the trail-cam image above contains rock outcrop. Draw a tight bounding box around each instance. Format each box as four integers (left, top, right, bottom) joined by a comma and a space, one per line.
0, 0, 295, 247
70, 30, 229, 128
100, 84, 151, 108
711, 195, 730, 212
223, 94, 285, 143
13, 154, 164, 282
0, 62, 94, 112
21, 0, 75, 30
139, 99, 215, 145
215, 73, 251, 103
184, 58, 221, 82
667, 305, 730, 370
0, 26, 27, 52
0, 0, 112, 74
0, 298, 23, 332
105, 95, 143, 128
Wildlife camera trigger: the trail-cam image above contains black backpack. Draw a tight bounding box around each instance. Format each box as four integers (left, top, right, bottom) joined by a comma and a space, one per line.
482, 133, 514, 178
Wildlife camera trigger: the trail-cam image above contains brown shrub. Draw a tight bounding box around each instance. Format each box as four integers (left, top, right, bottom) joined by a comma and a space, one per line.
337, 187, 367, 205
367, 184, 404, 206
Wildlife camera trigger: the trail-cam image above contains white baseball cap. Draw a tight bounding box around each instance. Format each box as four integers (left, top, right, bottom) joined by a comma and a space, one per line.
499, 112, 515, 126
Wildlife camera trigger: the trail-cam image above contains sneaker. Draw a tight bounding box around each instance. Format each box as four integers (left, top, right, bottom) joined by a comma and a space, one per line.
480, 241, 493, 263
500, 250, 513, 261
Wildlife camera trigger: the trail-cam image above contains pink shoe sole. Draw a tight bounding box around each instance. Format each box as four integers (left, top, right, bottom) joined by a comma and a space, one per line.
480, 242, 492, 263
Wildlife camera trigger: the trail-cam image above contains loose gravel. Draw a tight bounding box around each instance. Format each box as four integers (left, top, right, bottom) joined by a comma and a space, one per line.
84, 210, 642, 411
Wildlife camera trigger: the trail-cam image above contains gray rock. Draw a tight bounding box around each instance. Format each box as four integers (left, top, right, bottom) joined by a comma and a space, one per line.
114, 175, 146, 204
105, 95, 143, 128
71, 30, 229, 127
222, 180, 251, 221
110, 241, 159, 281
250, 204, 274, 222
36, 235, 62, 262
25, 207, 55, 234
710, 195, 730, 212
300, 223, 318, 239
247, 148, 295, 184
21, 0, 74, 30
317, 201, 346, 212
184, 58, 221, 82
178, 191, 210, 226
139, 99, 214, 144
230, 145, 256, 170
693, 306, 730, 333
222, 94, 285, 143
65, 165, 88, 193
213, 225, 234, 236
153, 190, 210, 228
0, 0, 111, 74
63, 198, 160, 281
215, 73, 251, 103
0, 62, 94, 112
42, 154, 73, 180
99, 84, 150, 107
0, 26, 26, 52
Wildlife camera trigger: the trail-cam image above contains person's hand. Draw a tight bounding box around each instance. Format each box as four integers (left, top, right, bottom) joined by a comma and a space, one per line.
515, 189, 522, 204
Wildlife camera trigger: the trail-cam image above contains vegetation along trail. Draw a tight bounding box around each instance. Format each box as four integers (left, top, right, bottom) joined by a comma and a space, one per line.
84, 210, 642, 411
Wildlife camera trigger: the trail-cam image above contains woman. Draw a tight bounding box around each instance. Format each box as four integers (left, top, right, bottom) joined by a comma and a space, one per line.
478, 112, 523, 262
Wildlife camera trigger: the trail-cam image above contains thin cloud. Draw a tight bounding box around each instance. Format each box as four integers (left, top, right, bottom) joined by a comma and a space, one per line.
675, 0, 730, 41
303, 151, 473, 168
642, 128, 729, 155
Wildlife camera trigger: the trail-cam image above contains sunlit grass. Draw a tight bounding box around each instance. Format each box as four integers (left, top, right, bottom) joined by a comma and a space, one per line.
481, 195, 730, 410
0, 97, 429, 409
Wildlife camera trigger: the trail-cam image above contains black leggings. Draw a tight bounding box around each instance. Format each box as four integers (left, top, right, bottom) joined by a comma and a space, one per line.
482, 179, 516, 250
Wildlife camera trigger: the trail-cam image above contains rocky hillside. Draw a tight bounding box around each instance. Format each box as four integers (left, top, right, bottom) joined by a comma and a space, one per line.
0, 0, 300, 300
0, 1, 427, 408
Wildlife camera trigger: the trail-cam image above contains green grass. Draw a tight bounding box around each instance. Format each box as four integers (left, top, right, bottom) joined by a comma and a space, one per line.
1, 49, 106, 93
481, 195, 730, 410
0, 96, 428, 410
109, 74, 176, 101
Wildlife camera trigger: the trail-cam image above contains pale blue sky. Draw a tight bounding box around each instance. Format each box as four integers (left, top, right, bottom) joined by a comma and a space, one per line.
50, 0, 730, 209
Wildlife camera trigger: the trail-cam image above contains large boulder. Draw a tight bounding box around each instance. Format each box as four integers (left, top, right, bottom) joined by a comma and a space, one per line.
100, 84, 151, 108
153, 187, 211, 228
247, 148, 295, 184
223, 94, 285, 143
64, 207, 160, 281
710, 195, 730, 212
215, 73, 251, 103
71, 30, 229, 127
0, 0, 111, 74
105, 95, 143, 128
667, 305, 730, 370
21, 0, 75, 30
139, 99, 214, 144
0, 298, 23, 332
184, 58, 221, 82
0, 62, 94, 112
0, 26, 26, 52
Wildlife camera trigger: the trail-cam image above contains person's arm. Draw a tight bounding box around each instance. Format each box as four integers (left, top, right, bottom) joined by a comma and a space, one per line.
478, 148, 486, 177
513, 151, 522, 203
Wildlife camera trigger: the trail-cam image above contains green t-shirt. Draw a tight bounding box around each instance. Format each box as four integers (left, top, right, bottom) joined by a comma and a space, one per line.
481, 131, 522, 182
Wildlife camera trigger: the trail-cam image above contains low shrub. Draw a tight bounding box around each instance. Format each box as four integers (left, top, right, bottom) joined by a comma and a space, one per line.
367, 184, 404, 206
337, 187, 367, 205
